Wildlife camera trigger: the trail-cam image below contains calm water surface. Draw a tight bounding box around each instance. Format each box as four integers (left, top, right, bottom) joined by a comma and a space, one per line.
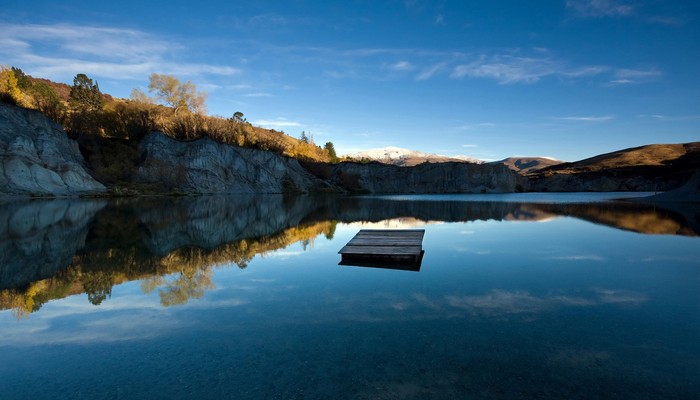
1, 194, 698, 399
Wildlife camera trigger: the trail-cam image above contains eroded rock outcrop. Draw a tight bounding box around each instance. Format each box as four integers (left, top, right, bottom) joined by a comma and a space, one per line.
135, 132, 334, 194
327, 161, 517, 193
0, 104, 106, 197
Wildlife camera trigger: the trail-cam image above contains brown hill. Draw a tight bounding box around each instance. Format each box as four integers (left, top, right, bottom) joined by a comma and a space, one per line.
538, 142, 700, 174
494, 157, 563, 174
526, 142, 700, 192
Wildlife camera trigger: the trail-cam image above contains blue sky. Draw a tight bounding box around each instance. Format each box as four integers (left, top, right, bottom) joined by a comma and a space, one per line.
1, 0, 698, 161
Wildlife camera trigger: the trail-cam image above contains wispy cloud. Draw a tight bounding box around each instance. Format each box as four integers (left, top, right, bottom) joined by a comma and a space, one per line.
0, 23, 239, 82
452, 55, 558, 83
243, 92, 274, 98
253, 118, 303, 129
556, 116, 614, 122
390, 60, 413, 71
605, 68, 662, 86
566, 0, 635, 18
416, 62, 446, 81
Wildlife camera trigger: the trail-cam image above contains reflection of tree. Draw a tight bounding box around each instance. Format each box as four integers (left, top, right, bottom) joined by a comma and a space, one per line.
142, 266, 214, 307
1, 220, 335, 317
82, 271, 115, 305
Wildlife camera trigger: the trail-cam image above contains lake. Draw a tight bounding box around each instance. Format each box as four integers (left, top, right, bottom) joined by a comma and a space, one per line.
1, 194, 699, 399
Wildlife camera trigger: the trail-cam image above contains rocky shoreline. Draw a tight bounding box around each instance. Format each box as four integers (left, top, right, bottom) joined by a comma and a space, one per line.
1, 103, 698, 201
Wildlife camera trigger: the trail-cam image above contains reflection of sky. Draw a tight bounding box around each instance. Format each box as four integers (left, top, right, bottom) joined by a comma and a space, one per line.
1, 212, 699, 399
372, 192, 655, 203
3, 215, 698, 343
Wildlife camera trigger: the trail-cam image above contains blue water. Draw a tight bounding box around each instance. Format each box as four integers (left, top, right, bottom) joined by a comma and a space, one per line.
0, 195, 698, 399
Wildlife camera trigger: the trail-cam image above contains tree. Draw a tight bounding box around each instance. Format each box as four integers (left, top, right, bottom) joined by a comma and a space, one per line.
10, 67, 31, 90
148, 73, 207, 115
232, 111, 245, 123
30, 82, 64, 121
299, 131, 309, 143
0, 66, 22, 105
69, 73, 103, 112
130, 88, 153, 104
324, 141, 339, 163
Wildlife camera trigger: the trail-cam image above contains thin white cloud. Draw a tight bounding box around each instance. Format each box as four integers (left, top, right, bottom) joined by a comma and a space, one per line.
0, 22, 239, 82
253, 118, 303, 129
462, 144, 478, 148
606, 79, 635, 86
605, 68, 662, 86
416, 62, 446, 81
566, 0, 635, 18
614, 68, 662, 79
243, 92, 274, 98
557, 116, 614, 122
452, 55, 562, 84
390, 60, 412, 71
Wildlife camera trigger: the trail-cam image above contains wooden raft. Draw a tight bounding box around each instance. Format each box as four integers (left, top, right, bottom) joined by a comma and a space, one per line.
338, 229, 425, 271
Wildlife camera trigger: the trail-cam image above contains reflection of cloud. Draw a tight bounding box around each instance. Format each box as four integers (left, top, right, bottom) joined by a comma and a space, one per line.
454, 247, 491, 255
265, 250, 307, 259
443, 288, 646, 316
412, 293, 441, 311
594, 289, 647, 305
347, 218, 431, 229
566, 0, 635, 18
547, 255, 606, 261
0, 308, 182, 346
446, 290, 570, 315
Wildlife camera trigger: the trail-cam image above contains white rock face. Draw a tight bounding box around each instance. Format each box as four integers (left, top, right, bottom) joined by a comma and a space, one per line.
0, 104, 106, 197
135, 132, 332, 194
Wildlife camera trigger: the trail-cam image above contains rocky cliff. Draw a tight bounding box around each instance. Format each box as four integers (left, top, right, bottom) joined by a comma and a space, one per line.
0, 103, 106, 197
134, 132, 334, 194
326, 161, 517, 193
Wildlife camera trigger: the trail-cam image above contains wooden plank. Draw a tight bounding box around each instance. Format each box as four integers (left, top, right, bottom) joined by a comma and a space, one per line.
348, 238, 422, 246
338, 229, 425, 270
339, 245, 422, 255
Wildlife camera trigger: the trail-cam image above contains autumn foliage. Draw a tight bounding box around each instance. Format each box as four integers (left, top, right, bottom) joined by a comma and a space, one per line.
0, 67, 336, 185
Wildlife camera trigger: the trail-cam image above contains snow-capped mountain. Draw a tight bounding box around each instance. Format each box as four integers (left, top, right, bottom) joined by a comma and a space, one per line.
344, 146, 482, 166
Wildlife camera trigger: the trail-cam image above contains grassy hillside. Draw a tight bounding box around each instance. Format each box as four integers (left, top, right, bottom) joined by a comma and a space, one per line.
538, 143, 700, 174
495, 157, 563, 174
1, 67, 334, 189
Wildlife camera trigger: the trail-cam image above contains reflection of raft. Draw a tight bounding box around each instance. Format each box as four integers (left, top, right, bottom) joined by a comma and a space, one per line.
338, 229, 425, 271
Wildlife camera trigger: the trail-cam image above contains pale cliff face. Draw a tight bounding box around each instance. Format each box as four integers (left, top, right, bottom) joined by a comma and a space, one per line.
0, 104, 106, 197
327, 161, 517, 194
134, 132, 333, 194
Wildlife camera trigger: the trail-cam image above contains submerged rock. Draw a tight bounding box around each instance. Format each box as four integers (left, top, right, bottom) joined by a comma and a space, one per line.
0, 104, 106, 197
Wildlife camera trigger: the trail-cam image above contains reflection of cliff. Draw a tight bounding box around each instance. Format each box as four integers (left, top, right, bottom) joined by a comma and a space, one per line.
535, 202, 700, 236
1, 216, 336, 317
0, 200, 107, 290
313, 197, 699, 236
1, 195, 698, 317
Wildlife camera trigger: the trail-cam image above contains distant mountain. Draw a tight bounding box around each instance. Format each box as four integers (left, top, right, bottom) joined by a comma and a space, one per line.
345, 146, 481, 166
526, 142, 700, 192
492, 157, 564, 174
540, 142, 700, 173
